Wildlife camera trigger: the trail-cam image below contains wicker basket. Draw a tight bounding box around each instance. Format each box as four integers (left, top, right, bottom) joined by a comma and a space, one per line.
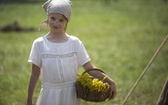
76, 68, 110, 102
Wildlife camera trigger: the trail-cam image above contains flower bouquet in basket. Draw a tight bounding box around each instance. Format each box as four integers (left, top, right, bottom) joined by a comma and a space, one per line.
76, 68, 110, 102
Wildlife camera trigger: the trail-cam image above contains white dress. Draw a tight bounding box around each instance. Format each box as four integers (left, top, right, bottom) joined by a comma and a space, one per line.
28, 35, 90, 105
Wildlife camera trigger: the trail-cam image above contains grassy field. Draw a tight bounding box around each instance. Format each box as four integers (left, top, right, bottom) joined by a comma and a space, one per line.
0, 0, 168, 105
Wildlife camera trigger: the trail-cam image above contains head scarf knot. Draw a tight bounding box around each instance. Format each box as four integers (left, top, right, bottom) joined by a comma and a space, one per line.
42, 0, 72, 21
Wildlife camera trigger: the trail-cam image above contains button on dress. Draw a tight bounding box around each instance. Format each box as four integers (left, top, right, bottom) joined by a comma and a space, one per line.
28, 35, 90, 105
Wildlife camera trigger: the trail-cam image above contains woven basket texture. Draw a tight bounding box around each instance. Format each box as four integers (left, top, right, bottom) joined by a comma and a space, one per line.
76, 68, 110, 102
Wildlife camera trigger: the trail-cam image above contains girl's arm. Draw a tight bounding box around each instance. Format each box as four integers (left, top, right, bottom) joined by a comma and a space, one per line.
27, 64, 41, 105
83, 61, 117, 100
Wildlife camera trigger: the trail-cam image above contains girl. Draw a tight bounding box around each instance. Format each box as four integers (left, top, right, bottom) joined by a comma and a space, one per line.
27, 0, 116, 105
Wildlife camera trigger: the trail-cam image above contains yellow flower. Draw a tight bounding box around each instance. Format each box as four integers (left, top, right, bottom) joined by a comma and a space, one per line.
77, 73, 110, 92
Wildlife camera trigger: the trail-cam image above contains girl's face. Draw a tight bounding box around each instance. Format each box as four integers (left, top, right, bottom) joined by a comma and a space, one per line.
48, 13, 68, 34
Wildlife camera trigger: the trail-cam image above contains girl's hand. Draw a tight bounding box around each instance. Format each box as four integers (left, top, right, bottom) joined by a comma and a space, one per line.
108, 81, 117, 100
27, 101, 33, 105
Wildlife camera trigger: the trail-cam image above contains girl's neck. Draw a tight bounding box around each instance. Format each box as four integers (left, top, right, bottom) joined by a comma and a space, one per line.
46, 32, 69, 43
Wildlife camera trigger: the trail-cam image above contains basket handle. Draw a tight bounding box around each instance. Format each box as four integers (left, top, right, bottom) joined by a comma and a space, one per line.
82, 68, 106, 75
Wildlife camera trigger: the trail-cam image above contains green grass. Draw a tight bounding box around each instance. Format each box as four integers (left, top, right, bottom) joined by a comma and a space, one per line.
0, 0, 168, 105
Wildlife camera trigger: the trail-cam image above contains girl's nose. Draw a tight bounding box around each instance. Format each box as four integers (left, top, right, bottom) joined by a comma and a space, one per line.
53, 21, 57, 26
53, 21, 59, 26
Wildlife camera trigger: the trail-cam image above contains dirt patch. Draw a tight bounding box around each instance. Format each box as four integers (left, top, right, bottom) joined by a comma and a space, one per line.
0, 21, 35, 32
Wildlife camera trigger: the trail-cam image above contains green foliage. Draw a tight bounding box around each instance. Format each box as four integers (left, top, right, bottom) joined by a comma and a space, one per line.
0, 0, 168, 105
1, 0, 46, 3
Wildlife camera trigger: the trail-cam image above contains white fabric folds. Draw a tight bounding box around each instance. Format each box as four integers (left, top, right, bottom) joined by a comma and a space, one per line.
42, 0, 72, 21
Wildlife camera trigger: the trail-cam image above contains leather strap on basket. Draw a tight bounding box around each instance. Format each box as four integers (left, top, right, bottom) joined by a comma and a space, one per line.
82, 68, 106, 75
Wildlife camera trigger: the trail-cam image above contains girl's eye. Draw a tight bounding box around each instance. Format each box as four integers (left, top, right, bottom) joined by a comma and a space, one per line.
51, 17, 55, 20
59, 19, 64, 22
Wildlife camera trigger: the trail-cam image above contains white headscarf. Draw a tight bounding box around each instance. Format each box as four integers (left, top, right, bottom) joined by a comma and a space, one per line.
42, 0, 72, 21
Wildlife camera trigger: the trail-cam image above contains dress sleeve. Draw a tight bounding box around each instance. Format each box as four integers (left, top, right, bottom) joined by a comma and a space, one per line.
28, 41, 42, 68
76, 39, 91, 66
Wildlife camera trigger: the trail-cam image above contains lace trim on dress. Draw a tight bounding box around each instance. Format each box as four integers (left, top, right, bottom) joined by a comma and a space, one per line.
42, 52, 76, 58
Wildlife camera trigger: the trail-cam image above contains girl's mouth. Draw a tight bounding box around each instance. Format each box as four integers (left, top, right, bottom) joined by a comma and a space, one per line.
53, 26, 59, 29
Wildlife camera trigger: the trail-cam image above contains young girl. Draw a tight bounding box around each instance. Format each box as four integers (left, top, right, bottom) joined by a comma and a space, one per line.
27, 0, 116, 105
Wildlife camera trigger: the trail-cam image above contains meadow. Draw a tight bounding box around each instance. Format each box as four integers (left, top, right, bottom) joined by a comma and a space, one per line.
0, 0, 168, 105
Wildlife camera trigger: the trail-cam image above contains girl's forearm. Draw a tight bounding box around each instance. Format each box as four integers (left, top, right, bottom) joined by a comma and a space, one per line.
87, 70, 114, 84
27, 64, 41, 105
83, 61, 111, 82
27, 74, 39, 103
